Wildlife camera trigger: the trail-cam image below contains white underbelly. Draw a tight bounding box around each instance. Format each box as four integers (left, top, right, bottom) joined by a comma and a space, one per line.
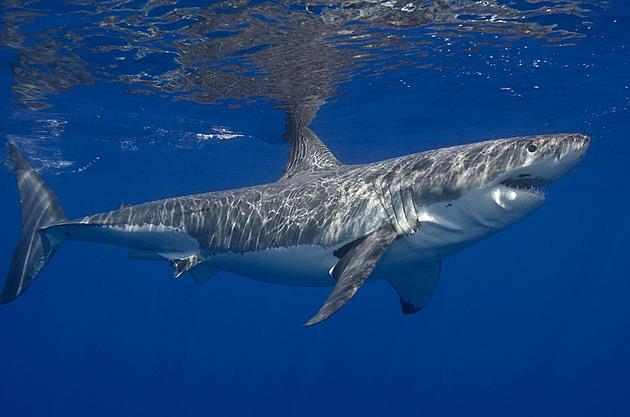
207, 244, 340, 286
207, 234, 442, 287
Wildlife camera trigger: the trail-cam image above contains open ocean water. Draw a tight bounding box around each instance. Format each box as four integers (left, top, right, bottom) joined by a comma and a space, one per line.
0, 1, 628, 416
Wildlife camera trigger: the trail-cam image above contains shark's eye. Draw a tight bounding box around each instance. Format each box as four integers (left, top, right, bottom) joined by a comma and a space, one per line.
527, 144, 537, 153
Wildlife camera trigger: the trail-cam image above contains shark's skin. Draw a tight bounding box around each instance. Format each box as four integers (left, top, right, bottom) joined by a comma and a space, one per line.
2, 130, 590, 325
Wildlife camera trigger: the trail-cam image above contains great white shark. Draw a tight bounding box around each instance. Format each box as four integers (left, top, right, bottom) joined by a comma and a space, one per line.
2, 129, 590, 325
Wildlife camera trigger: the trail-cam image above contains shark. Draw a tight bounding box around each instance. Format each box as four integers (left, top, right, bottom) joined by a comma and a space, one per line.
1, 128, 590, 325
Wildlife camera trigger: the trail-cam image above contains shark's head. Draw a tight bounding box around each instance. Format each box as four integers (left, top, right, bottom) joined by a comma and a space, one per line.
413, 133, 591, 206
406, 133, 590, 253
487, 133, 591, 190
470, 133, 590, 226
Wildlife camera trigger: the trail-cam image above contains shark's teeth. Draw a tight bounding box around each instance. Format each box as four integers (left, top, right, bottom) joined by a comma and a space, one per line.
500, 175, 549, 197
500, 182, 547, 197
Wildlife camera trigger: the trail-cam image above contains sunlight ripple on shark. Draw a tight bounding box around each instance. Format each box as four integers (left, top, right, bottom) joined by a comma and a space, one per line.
2, 129, 590, 325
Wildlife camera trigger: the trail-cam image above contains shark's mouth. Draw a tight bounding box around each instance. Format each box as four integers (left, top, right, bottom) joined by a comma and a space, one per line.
500, 174, 549, 195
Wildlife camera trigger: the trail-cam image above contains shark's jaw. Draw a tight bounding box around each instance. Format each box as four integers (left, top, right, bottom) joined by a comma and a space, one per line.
500, 175, 549, 196
407, 182, 547, 263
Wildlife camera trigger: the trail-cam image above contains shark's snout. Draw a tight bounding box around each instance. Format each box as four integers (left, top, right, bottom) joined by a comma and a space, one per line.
556, 133, 591, 160
534, 133, 591, 184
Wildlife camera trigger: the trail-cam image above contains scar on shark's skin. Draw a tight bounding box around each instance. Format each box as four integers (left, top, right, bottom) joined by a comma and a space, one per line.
2, 124, 590, 325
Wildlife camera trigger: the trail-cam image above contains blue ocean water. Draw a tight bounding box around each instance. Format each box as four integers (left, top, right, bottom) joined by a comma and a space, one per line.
0, 1, 628, 416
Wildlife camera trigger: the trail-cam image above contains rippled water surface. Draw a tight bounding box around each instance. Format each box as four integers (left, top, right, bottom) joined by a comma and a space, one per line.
1, 1, 629, 416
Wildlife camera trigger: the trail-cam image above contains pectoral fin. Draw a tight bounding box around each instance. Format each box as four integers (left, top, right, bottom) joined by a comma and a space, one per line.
304, 225, 398, 326
385, 262, 441, 314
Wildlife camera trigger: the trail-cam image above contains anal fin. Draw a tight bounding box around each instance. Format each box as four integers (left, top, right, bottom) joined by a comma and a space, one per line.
102, 243, 118, 251
304, 225, 398, 326
126, 250, 163, 261
170, 254, 205, 278
189, 262, 220, 285
126, 250, 215, 283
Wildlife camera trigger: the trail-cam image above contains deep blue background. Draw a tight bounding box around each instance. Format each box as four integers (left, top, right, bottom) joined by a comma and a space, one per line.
1, 3, 629, 416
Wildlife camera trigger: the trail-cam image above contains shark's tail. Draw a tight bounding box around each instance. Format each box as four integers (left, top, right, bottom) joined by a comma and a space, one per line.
1, 144, 67, 304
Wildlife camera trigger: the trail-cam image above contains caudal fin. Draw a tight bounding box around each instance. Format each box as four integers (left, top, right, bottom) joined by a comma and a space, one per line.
1, 144, 67, 303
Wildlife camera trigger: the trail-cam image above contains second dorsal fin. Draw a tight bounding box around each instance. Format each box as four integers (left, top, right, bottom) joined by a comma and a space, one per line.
278, 127, 343, 181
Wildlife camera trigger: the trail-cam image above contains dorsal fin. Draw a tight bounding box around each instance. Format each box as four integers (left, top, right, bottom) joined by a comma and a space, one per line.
278, 127, 343, 181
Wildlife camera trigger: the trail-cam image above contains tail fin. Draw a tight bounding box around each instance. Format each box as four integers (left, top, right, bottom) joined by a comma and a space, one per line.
1, 144, 67, 303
